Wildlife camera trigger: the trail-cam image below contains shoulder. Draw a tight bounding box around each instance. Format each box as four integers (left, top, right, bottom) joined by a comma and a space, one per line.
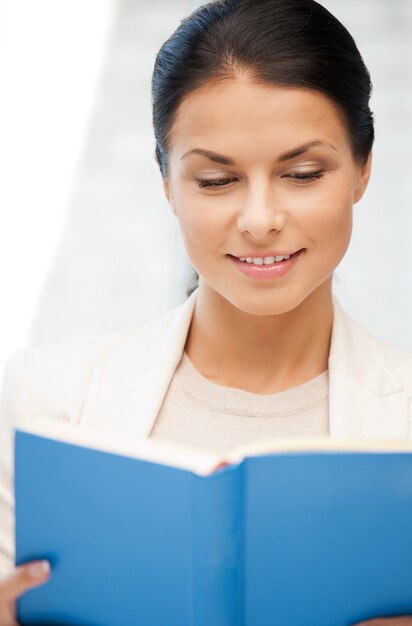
332, 294, 412, 387
0, 294, 195, 425
353, 312, 412, 381
0, 327, 137, 425
379, 337, 412, 382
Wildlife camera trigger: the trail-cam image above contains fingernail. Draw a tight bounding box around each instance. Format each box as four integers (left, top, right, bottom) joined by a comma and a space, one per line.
27, 560, 51, 578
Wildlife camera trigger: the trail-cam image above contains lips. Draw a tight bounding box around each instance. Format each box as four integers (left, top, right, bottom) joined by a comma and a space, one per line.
230, 249, 304, 260
229, 248, 304, 280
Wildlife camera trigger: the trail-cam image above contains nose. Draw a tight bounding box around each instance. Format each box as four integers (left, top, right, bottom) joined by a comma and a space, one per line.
236, 179, 287, 238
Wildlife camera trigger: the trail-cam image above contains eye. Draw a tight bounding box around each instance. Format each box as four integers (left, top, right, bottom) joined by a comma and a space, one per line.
196, 170, 325, 189
196, 176, 238, 189
283, 170, 325, 184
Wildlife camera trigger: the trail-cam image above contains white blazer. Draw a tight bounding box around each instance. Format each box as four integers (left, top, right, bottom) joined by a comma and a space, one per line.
1, 288, 412, 576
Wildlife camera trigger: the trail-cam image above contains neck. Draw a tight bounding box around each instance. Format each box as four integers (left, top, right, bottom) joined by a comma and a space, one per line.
184, 278, 334, 394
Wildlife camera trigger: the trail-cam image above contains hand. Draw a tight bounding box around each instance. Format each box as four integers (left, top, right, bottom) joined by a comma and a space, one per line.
354, 618, 412, 625
0, 560, 51, 626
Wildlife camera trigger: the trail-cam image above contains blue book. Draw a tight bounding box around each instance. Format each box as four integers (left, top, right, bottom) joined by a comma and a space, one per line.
13, 418, 412, 626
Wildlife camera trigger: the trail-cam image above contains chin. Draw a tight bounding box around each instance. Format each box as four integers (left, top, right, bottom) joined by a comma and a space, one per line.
224, 289, 303, 317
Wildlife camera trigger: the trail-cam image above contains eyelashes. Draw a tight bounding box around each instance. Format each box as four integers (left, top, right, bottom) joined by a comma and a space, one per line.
288, 171, 325, 183
197, 176, 238, 188
196, 171, 325, 189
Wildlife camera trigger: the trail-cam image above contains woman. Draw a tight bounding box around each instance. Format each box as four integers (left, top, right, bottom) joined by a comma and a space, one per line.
1, 0, 412, 624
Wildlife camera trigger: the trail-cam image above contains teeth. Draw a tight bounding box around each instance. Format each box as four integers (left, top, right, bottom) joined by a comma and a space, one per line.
238, 254, 291, 265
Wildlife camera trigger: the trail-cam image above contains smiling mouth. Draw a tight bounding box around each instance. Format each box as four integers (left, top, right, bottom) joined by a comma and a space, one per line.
228, 249, 304, 280
228, 249, 304, 265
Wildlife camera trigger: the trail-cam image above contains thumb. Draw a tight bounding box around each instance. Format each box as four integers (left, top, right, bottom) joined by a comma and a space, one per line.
0, 561, 51, 603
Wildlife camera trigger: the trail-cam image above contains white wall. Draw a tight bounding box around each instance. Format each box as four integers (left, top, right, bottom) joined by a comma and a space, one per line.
0, 0, 117, 375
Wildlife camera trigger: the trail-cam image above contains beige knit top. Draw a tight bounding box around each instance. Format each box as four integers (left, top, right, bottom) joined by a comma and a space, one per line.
150, 350, 329, 454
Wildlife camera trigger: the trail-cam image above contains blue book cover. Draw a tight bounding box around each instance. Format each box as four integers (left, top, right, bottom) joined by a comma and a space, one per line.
13, 421, 412, 626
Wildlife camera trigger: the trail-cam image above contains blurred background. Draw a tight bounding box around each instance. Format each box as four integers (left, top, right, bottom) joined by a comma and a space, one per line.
0, 0, 411, 377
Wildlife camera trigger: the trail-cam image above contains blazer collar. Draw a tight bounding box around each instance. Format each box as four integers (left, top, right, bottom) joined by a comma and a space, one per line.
328, 296, 409, 438
80, 289, 410, 440
79, 290, 198, 437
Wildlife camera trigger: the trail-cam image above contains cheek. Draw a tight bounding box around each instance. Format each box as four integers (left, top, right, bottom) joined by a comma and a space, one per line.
302, 184, 353, 257
173, 187, 230, 252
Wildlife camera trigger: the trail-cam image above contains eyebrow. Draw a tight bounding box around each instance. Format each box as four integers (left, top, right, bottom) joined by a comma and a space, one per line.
180, 140, 337, 165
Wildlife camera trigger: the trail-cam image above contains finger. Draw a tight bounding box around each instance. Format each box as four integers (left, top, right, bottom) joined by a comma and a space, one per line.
0, 561, 51, 603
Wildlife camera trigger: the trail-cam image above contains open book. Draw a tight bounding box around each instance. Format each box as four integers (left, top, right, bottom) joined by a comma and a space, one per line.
14, 418, 412, 626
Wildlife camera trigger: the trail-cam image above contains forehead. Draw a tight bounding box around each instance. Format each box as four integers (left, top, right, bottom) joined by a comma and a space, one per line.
169, 78, 350, 158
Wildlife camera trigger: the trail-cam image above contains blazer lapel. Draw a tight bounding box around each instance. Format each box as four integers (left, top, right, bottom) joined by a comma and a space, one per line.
79, 290, 198, 437
328, 295, 410, 439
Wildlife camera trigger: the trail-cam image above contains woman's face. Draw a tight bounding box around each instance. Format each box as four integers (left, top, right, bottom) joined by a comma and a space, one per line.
163, 78, 372, 315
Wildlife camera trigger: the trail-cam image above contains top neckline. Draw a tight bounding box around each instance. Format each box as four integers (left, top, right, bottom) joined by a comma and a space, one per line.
172, 350, 329, 417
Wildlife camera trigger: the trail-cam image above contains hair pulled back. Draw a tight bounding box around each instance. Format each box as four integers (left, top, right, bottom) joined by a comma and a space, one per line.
151, 0, 375, 295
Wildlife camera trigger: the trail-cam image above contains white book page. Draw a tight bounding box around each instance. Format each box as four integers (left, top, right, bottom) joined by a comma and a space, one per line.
15, 417, 412, 476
